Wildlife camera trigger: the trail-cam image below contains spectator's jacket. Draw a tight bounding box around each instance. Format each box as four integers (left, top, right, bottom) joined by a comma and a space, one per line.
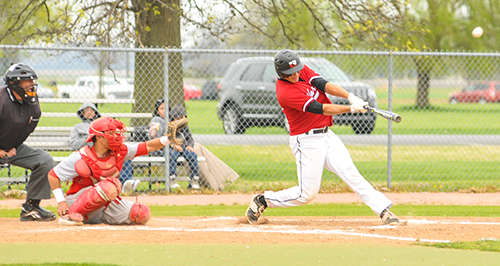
69, 102, 101, 151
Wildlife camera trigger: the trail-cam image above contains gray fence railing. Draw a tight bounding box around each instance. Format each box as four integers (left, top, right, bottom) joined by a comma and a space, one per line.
1, 45, 499, 193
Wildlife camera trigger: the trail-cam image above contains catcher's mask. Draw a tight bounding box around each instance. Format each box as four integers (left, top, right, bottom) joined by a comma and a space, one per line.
86, 117, 126, 151
4, 63, 38, 105
274, 49, 304, 79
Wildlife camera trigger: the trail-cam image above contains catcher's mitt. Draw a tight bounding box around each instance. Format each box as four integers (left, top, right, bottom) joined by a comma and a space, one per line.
167, 117, 188, 145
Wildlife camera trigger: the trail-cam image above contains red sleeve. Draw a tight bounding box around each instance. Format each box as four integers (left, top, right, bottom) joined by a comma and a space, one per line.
135, 142, 148, 157
300, 65, 321, 85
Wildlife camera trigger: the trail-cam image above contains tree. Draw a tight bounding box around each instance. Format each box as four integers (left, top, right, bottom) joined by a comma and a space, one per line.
0, 0, 184, 126
131, 0, 183, 126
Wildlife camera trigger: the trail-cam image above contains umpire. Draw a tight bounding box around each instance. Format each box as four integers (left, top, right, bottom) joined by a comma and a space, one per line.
0, 63, 56, 221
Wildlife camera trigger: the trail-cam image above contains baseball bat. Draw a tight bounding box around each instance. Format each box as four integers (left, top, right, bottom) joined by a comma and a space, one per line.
364, 106, 402, 123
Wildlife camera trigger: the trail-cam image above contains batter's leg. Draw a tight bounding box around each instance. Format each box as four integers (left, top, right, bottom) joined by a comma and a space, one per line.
264, 134, 327, 208
323, 131, 393, 216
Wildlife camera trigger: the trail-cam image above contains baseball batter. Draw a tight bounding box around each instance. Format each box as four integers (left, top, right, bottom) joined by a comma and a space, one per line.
48, 117, 171, 226
246, 49, 400, 225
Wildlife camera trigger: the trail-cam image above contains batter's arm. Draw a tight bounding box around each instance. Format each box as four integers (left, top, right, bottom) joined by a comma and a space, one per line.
324, 82, 349, 98
322, 103, 351, 116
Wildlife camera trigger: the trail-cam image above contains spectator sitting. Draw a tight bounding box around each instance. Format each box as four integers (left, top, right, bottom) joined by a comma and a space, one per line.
69, 102, 140, 194
149, 99, 200, 189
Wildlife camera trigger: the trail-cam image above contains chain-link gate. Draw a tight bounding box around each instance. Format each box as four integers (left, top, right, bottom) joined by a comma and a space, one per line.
0, 45, 499, 193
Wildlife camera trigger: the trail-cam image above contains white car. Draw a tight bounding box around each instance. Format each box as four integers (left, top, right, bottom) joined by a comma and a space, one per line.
37, 84, 55, 98
57, 76, 134, 99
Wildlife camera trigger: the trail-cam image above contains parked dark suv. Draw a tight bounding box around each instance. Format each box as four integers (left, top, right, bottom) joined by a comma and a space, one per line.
216, 57, 377, 134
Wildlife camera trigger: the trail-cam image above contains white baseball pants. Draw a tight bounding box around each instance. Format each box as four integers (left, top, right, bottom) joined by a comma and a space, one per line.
264, 129, 393, 216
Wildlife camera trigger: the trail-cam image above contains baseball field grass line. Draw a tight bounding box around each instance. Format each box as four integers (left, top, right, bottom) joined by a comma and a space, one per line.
2, 242, 500, 266
2, 204, 500, 217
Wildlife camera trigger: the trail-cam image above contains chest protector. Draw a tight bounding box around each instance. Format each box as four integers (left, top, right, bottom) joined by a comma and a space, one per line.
67, 145, 127, 195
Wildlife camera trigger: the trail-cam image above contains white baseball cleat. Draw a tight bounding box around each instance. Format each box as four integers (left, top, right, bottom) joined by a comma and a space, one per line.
381, 209, 400, 225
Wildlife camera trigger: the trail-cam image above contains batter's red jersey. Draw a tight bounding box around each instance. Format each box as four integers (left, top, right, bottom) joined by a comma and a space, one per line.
276, 64, 333, 135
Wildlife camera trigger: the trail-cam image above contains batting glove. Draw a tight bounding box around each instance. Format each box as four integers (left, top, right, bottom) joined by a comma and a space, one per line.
348, 93, 366, 106
350, 102, 368, 113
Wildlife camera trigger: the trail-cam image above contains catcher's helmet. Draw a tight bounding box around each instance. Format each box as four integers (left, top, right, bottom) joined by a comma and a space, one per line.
4, 63, 38, 105
274, 49, 304, 79
86, 117, 126, 151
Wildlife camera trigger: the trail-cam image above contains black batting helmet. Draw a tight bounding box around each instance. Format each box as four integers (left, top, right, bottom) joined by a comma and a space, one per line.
274, 49, 304, 79
4, 63, 38, 105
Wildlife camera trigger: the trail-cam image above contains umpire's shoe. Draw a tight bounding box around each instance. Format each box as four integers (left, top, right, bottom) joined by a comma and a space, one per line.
246, 194, 267, 224
381, 209, 400, 225
20, 200, 57, 222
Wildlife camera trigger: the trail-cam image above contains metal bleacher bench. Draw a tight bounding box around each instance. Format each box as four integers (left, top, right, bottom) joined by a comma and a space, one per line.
0, 98, 205, 189
0, 155, 206, 190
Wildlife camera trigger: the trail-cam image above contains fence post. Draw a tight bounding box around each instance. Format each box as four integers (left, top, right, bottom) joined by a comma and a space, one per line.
387, 51, 394, 188
164, 49, 171, 191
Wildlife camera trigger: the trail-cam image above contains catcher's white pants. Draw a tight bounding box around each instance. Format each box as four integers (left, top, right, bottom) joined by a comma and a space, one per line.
264, 129, 393, 216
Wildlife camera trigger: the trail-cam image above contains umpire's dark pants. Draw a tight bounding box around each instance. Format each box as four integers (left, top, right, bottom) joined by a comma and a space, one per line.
0, 144, 54, 200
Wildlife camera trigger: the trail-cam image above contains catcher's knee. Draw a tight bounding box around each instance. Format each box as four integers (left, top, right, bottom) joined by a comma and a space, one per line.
97, 177, 122, 201
129, 202, 151, 225
69, 178, 122, 216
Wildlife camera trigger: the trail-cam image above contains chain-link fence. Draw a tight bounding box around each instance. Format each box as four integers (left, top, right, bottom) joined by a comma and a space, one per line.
1, 45, 499, 193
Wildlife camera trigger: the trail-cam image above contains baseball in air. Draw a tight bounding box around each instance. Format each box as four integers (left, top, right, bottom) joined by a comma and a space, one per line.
472, 27, 483, 38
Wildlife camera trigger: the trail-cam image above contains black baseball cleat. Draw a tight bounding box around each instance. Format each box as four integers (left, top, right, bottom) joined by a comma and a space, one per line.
246, 194, 267, 224
20, 202, 57, 222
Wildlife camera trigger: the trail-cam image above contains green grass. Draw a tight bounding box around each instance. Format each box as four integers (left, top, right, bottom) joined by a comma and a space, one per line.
3, 242, 500, 266
423, 239, 500, 252
2, 203, 500, 218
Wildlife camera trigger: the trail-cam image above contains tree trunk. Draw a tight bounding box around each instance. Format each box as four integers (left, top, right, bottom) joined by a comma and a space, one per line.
131, 0, 183, 127
414, 57, 433, 109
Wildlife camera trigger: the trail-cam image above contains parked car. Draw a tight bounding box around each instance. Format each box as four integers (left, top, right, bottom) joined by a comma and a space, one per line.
121, 78, 201, 100
184, 83, 202, 100
37, 84, 55, 98
200, 80, 219, 100
216, 57, 377, 134
449, 81, 500, 104
57, 76, 134, 99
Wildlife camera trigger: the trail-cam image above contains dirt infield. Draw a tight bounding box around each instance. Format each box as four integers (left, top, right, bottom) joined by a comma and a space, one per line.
2, 193, 500, 245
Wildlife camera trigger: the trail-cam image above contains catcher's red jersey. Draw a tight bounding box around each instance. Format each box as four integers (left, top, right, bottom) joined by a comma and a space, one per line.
276, 64, 333, 135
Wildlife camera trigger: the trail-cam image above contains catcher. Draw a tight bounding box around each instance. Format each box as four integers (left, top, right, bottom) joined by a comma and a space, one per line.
149, 100, 200, 189
48, 117, 175, 226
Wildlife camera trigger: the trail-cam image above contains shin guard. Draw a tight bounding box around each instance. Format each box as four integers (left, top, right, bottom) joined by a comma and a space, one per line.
129, 202, 151, 225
